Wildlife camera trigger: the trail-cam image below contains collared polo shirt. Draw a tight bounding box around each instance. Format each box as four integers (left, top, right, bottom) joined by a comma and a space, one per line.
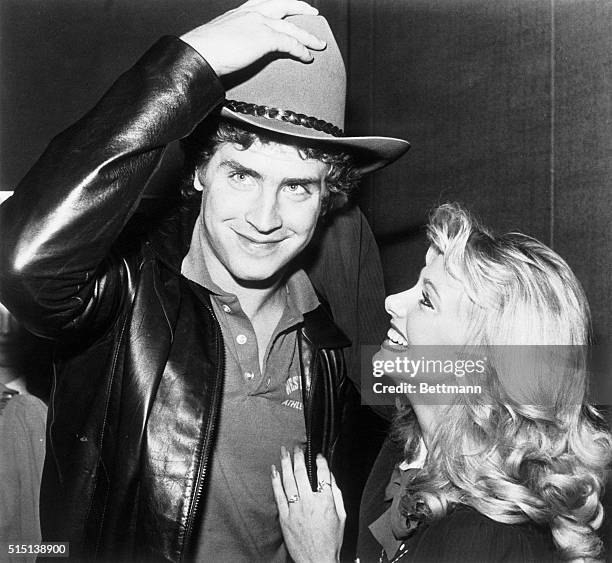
182, 227, 319, 562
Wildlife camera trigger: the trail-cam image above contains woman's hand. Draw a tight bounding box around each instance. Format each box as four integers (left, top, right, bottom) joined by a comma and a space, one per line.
271, 446, 346, 563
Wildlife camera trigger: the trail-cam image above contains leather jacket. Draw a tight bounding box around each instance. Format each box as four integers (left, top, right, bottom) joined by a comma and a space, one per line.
0, 37, 350, 561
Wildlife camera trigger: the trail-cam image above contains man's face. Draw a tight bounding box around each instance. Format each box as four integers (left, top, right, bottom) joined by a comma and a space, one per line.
196, 139, 328, 286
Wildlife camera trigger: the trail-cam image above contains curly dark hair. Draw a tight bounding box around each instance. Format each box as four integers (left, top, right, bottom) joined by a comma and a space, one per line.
180, 117, 361, 214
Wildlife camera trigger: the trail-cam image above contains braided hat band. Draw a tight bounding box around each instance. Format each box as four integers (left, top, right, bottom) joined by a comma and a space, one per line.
223, 100, 344, 138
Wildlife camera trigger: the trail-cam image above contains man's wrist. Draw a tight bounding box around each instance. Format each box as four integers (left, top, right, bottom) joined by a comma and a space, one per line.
177, 34, 222, 82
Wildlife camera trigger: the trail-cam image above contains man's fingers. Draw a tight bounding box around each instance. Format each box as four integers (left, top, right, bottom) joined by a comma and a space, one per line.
271, 464, 290, 519
181, 0, 326, 75
245, 0, 319, 19
265, 18, 326, 51
330, 473, 346, 521
266, 31, 313, 63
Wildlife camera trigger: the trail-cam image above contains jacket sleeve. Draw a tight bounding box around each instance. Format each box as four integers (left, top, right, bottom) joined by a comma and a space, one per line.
0, 36, 225, 339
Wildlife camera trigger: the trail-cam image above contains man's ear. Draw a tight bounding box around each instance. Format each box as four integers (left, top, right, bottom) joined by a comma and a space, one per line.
193, 173, 205, 192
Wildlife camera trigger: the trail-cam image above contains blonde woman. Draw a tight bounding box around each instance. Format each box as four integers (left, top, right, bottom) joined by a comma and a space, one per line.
272, 203, 612, 562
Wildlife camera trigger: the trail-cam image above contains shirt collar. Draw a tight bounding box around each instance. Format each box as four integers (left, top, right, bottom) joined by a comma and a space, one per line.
399, 437, 427, 470
181, 217, 225, 296
285, 269, 320, 317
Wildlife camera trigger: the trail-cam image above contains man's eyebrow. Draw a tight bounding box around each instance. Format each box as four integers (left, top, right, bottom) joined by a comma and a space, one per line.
220, 159, 323, 188
280, 176, 323, 187
423, 278, 441, 302
219, 159, 262, 180
219, 160, 320, 185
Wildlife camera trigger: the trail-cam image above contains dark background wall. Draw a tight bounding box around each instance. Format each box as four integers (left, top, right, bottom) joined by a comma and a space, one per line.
336, 0, 612, 343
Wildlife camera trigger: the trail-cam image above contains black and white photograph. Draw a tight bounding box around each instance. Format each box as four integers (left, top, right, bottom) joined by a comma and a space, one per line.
1, 1, 611, 561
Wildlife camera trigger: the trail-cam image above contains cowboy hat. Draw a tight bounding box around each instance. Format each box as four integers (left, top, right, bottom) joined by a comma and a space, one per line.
220, 14, 410, 173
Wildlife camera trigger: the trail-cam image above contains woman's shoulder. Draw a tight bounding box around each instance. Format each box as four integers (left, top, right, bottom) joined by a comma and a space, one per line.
407, 504, 556, 563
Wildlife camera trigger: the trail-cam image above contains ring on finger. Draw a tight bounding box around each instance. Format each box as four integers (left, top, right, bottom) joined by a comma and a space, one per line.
287, 494, 300, 504
317, 481, 332, 493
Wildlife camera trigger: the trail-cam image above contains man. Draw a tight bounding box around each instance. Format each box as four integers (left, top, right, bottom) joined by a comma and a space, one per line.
0, 1, 408, 560
0, 344, 47, 563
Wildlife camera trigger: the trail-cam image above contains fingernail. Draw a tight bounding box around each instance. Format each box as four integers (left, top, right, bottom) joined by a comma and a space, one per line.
294, 445, 303, 455
271, 464, 278, 477
316, 453, 323, 460
281, 445, 288, 458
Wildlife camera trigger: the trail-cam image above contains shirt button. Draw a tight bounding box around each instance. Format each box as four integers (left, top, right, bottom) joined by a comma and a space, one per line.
245, 371, 255, 380
222, 304, 232, 313
236, 334, 247, 345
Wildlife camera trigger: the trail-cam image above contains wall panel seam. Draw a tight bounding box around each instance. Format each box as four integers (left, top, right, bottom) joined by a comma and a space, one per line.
549, 0, 556, 249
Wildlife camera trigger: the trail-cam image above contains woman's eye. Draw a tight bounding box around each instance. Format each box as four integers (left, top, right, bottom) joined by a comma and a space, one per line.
419, 290, 434, 310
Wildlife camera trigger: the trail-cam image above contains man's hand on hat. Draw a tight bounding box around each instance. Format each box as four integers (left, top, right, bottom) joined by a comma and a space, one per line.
180, 0, 326, 77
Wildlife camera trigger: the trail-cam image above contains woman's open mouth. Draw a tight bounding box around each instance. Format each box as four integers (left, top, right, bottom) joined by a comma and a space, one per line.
382, 326, 409, 351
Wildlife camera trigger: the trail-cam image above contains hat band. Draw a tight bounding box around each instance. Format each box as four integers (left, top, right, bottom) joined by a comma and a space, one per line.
224, 99, 344, 138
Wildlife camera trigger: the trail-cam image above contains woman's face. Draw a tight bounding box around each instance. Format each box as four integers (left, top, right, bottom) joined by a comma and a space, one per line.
384, 247, 471, 349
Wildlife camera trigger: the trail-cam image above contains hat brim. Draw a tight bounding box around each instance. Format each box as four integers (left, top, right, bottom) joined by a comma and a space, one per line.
220, 107, 410, 174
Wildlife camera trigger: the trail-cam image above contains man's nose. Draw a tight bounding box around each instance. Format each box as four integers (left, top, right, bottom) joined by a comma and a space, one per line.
245, 191, 282, 233
385, 288, 412, 318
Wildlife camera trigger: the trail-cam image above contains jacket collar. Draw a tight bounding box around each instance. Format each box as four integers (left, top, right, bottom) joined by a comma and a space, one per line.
302, 305, 351, 349
147, 195, 201, 274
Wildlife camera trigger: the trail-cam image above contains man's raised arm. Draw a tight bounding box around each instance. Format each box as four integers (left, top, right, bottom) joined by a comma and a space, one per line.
0, 0, 324, 339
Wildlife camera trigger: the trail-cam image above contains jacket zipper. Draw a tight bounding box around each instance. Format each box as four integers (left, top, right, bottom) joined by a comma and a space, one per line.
180, 301, 226, 561
303, 333, 319, 488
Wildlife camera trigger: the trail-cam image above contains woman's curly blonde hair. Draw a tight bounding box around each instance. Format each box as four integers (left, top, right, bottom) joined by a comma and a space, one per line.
393, 203, 612, 560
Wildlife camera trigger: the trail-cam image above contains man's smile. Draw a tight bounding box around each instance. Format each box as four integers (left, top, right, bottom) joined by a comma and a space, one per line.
232, 228, 288, 253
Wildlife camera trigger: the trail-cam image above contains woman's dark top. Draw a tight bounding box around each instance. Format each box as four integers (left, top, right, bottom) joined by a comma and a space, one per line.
358, 437, 556, 563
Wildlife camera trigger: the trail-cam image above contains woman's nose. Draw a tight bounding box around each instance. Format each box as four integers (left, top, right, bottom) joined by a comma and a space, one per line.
385, 288, 412, 318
